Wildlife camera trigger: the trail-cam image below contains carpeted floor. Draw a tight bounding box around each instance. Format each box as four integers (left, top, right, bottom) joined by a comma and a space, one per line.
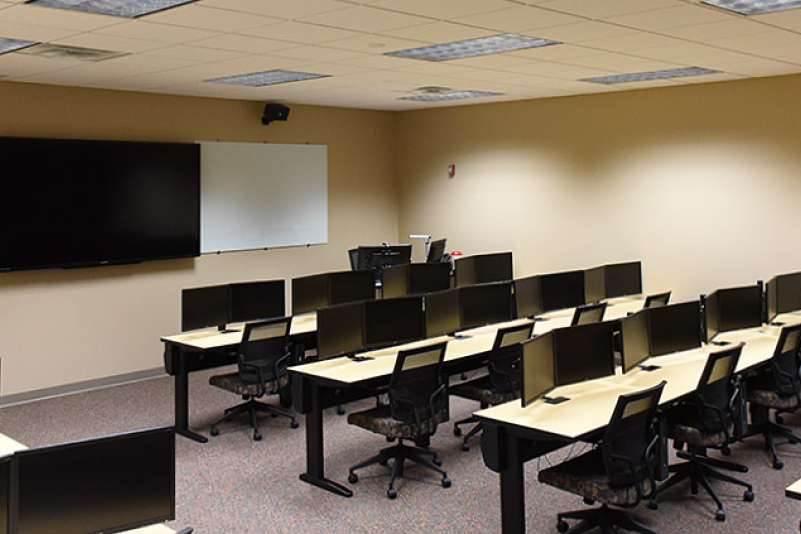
3, 368, 801, 534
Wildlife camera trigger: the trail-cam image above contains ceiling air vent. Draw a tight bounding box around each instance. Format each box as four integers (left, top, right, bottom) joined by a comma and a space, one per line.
16, 44, 128, 62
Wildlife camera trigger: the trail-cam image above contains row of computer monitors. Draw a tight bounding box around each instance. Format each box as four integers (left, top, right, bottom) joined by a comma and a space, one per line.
0, 427, 174, 534
180, 258, 645, 333
520, 278, 801, 408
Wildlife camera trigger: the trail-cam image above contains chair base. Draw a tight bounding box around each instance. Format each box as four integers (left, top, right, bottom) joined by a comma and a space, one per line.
655, 452, 754, 521
556, 504, 655, 534
209, 398, 298, 441
348, 440, 450, 499
742, 420, 801, 470
453, 415, 483, 451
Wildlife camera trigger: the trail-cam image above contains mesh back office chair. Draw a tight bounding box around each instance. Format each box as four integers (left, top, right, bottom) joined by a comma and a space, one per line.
208, 317, 299, 441
742, 323, 801, 469
644, 292, 672, 309
655, 345, 753, 521
539, 382, 666, 534
451, 323, 534, 451
347, 342, 451, 499
572, 302, 608, 326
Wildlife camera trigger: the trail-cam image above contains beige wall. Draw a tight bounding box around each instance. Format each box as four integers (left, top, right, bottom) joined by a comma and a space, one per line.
0, 81, 399, 397
397, 74, 801, 304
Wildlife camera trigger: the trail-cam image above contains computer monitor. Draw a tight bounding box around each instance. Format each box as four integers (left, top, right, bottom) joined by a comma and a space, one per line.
330, 270, 375, 305
540, 270, 586, 311
355, 245, 412, 273
552, 322, 616, 387
605, 262, 642, 299
454, 252, 513, 287
316, 302, 364, 359
424, 288, 461, 337
704, 285, 763, 342
460, 282, 513, 331
181, 285, 229, 332
767, 272, 801, 323
229, 280, 285, 324
291, 273, 329, 315
0, 456, 9, 534
521, 334, 556, 407
514, 276, 543, 318
13, 427, 174, 534
364, 297, 425, 348
427, 239, 447, 263
648, 301, 702, 356
409, 263, 451, 295
621, 310, 651, 374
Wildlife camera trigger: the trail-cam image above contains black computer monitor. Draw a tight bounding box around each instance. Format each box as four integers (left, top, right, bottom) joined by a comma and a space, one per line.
648, 301, 702, 357
767, 272, 801, 323
291, 273, 329, 315
330, 270, 374, 305
704, 285, 762, 342
540, 270, 586, 311
424, 288, 461, 337
454, 252, 513, 287
427, 239, 447, 263
521, 334, 556, 407
355, 245, 412, 272
605, 262, 642, 299
514, 276, 543, 318
552, 322, 616, 387
229, 280, 285, 324
364, 297, 425, 348
181, 285, 229, 332
409, 263, 451, 295
13, 427, 174, 534
0, 456, 9, 534
316, 302, 364, 359
460, 282, 513, 330
621, 310, 651, 374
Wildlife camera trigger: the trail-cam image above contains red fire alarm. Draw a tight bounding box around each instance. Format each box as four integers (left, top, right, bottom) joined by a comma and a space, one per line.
447, 164, 456, 178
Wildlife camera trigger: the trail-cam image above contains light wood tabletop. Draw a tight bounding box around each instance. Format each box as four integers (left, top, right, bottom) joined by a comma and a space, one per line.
124, 525, 177, 534
0, 432, 27, 457
787, 478, 801, 500
161, 312, 317, 350
476, 322, 784, 440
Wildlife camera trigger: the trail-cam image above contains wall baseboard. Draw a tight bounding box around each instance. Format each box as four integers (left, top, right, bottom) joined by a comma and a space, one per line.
0, 367, 166, 407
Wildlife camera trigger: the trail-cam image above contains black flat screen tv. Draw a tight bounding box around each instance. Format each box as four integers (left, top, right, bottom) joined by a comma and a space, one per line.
0, 137, 200, 271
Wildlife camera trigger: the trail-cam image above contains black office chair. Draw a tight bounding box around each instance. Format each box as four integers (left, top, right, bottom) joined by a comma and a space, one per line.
208, 317, 299, 441
572, 302, 608, 326
654, 345, 753, 521
539, 381, 665, 534
742, 323, 801, 469
347, 342, 451, 499
451, 323, 533, 451
644, 292, 671, 309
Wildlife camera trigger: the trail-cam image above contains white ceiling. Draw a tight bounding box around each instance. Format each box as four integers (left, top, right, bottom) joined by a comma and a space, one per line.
1, 0, 801, 110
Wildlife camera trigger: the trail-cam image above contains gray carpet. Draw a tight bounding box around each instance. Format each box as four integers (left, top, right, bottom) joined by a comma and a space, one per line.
3, 368, 801, 533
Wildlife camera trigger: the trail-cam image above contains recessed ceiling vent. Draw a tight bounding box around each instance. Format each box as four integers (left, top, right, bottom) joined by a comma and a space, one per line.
16, 44, 128, 62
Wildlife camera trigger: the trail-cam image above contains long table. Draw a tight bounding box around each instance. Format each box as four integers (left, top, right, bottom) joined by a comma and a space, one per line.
160, 312, 317, 443
475, 316, 800, 534
288, 296, 649, 497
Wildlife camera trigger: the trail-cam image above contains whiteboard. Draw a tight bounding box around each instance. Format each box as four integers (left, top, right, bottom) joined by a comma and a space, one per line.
200, 142, 328, 253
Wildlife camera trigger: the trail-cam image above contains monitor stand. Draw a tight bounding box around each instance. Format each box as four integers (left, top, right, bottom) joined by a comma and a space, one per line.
710, 340, 730, 347
217, 324, 240, 334
543, 395, 569, 405
638, 364, 661, 372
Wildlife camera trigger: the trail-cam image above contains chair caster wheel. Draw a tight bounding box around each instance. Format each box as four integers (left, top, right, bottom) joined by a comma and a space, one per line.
721, 446, 731, 456
209, 426, 219, 437
336, 406, 345, 415
744, 490, 754, 502
441, 477, 451, 488
461, 443, 470, 452
773, 459, 784, 470
387, 488, 397, 500
453, 427, 462, 437
253, 432, 262, 441
557, 520, 569, 533
290, 420, 300, 429
647, 500, 658, 510
777, 415, 785, 424
433, 457, 442, 466
348, 473, 358, 484
460, 373, 468, 381
715, 510, 726, 522
583, 497, 595, 506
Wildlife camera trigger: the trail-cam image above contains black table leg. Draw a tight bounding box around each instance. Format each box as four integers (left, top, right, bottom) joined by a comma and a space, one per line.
500, 435, 526, 534
174, 368, 208, 444
299, 383, 353, 497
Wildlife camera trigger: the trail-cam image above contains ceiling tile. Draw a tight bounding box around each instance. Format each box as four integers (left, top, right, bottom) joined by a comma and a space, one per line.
273, 45, 367, 62
754, 8, 801, 32
144, 44, 247, 63
533, 21, 640, 43
0, 4, 119, 31
198, 0, 347, 19
0, 20, 82, 41
606, 4, 734, 31
660, 19, 777, 42
326, 33, 426, 54
188, 34, 298, 54
241, 21, 363, 44
525, 0, 686, 20
299, 5, 431, 32
368, 0, 515, 19
378, 21, 497, 43
581, 33, 689, 53
146, 4, 282, 32
94, 21, 219, 44
52, 32, 164, 54
454, 5, 582, 33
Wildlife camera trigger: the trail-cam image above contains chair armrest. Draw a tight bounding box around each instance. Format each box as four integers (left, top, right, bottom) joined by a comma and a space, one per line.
273, 350, 292, 380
